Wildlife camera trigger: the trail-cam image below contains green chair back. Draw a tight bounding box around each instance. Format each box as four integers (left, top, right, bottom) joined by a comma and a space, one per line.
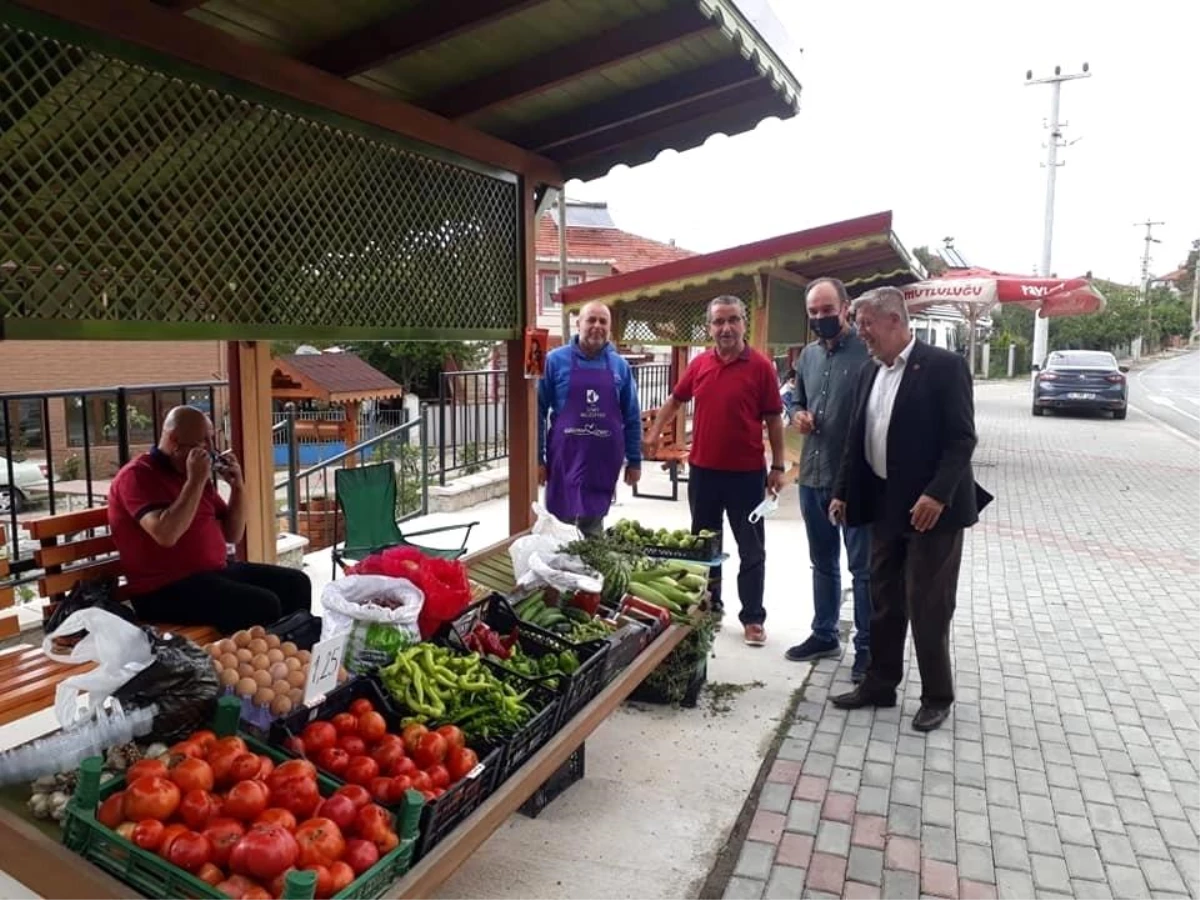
335, 463, 402, 555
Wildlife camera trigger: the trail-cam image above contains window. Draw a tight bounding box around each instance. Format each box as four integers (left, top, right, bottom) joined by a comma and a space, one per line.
540, 271, 583, 311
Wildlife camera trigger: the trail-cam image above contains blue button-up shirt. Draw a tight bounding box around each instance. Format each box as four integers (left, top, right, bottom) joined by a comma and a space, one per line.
795, 328, 869, 489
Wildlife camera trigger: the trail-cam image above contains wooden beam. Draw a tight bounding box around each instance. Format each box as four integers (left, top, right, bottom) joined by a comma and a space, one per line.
749, 273, 770, 353
428, 6, 713, 121
766, 268, 812, 291
507, 180, 538, 535
12, 0, 563, 186
518, 58, 758, 153
304, 0, 545, 78
230, 341, 277, 564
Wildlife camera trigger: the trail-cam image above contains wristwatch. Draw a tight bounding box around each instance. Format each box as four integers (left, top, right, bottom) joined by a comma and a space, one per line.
770, 464, 785, 472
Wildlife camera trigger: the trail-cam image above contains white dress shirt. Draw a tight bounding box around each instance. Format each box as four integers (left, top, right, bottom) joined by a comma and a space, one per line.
864, 334, 917, 479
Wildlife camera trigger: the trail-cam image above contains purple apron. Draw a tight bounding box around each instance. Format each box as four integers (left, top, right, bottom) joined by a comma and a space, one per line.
545, 354, 626, 520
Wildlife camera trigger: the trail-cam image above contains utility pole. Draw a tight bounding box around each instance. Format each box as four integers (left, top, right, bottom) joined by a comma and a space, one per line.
1135, 219, 1164, 356
1191, 238, 1199, 343
1025, 64, 1090, 371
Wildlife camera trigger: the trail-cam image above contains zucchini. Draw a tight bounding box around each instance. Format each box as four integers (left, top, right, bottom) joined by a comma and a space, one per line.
627, 583, 683, 613
647, 579, 701, 607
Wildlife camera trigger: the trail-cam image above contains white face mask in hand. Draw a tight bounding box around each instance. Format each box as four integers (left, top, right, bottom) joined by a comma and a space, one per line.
748, 491, 779, 524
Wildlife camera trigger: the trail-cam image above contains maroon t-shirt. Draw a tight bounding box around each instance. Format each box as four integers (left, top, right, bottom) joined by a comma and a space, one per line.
673, 347, 784, 472
107, 449, 229, 595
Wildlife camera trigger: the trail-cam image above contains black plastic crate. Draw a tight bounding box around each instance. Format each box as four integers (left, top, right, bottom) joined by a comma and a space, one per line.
641, 532, 720, 562
267, 609, 323, 651
484, 670, 561, 787
412, 743, 503, 862
268, 673, 402, 747
599, 618, 652, 682
447, 594, 609, 730
518, 743, 586, 819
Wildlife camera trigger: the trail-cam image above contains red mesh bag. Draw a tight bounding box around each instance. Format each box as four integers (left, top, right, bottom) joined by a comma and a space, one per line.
416, 556, 472, 639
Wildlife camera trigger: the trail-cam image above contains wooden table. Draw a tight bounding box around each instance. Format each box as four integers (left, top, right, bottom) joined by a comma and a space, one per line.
0, 624, 688, 899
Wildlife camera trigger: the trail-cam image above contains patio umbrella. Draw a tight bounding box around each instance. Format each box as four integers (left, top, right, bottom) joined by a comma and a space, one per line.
900, 268, 1107, 372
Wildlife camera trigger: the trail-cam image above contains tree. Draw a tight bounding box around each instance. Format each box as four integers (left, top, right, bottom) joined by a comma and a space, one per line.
912, 245, 948, 277
1173, 244, 1198, 301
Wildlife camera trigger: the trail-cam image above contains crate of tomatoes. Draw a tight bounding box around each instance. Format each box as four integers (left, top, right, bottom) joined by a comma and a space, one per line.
62, 696, 421, 900
268, 675, 500, 863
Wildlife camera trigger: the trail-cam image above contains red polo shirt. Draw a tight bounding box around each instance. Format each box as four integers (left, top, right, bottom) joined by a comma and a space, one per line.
107, 449, 229, 595
673, 347, 783, 472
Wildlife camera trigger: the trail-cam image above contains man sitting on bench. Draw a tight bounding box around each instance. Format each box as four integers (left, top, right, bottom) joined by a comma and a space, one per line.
107, 405, 311, 634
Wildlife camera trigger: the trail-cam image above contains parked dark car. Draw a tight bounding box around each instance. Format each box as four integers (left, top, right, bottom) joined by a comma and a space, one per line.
1032, 350, 1128, 419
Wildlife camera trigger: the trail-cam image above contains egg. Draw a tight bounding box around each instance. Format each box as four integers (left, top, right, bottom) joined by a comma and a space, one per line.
286, 670, 307, 689
253, 670, 273, 688
337, 666, 349, 683
253, 686, 275, 707
232, 630, 252, 647
284, 657, 302, 673
296, 649, 311, 665
218, 639, 237, 655
238, 662, 256, 679
288, 687, 304, 705
220, 653, 240, 671
273, 680, 292, 697
235, 677, 258, 698
236, 648, 253, 664
248, 625, 267, 639
264, 634, 282, 650
270, 695, 293, 717
269, 662, 289, 682
251, 653, 271, 671
219, 668, 240, 687
206, 643, 221, 658
247, 638, 268, 656
266, 648, 284, 665
280, 641, 299, 657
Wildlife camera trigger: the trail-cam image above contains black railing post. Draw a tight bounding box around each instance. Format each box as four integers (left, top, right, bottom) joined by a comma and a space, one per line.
81, 393, 95, 507
115, 387, 131, 467
420, 408, 429, 516
42, 397, 56, 516
438, 373, 447, 486
2, 400, 17, 545
286, 402, 299, 535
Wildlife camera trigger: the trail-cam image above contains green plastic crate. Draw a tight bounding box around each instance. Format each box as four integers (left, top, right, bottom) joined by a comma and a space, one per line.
61, 696, 423, 899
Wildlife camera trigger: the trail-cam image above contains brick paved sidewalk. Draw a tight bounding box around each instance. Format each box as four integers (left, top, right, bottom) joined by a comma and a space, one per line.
721, 383, 1200, 899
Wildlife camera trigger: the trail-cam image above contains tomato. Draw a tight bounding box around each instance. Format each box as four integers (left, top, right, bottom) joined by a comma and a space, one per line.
316, 794, 357, 832
116, 821, 137, 840
224, 779, 271, 822
409, 771, 432, 793
331, 712, 358, 736
301, 722, 337, 754
97, 792, 126, 829
434, 725, 465, 754
368, 776, 393, 804
229, 824, 299, 883
254, 808, 297, 832
316, 747, 351, 777
270, 775, 321, 820
352, 804, 392, 844
333, 784, 372, 809
412, 732, 447, 769
446, 747, 479, 782
303, 864, 334, 900
283, 736, 307, 758
268, 760, 318, 793
337, 735, 367, 758
215, 875, 255, 899
166, 830, 212, 873
196, 862, 224, 886
374, 828, 399, 855
126, 759, 170, 783
420, 789, 437, 802
202, 817, 246, 868
425, 764, 450, 790
179, 789, 223, 831
343, 755, 379, 786
342, 838, 379, 875
171, 757, 216, 793
169, 740, 206, 761
132, 818, 166, 851
189, 729, 218, 753
210, 736, 248, 758
390, 775, 413, 795
348, 698, 374, 716
356, 711, 387, 743
157, 823, 190, 859
431, 787, 445, 799
207, 745, 247, 787
390, 756, 418, 778
223, 753, 259, 784
255, 755, 274, 782
401, 724, 428, 755
370, 740, 407, 774
242, 886, 273, 900
124, 776, 181, 822
327, 861, 355, 895
294, 817, 347, 869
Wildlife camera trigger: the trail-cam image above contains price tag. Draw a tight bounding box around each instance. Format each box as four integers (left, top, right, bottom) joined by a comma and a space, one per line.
303, 632, 349, 707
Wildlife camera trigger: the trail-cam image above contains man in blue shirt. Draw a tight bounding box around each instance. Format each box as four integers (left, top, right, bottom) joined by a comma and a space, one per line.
538, 301, 642, 537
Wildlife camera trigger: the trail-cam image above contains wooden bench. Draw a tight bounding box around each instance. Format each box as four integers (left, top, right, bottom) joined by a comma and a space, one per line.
1, 525, 17, 640
0, 507, 220, 727
634, 408, 689, 502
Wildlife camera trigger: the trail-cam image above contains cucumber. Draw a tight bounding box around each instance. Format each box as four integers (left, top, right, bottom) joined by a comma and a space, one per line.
563, 607, 591, 624
647, 579, 700, 607
628, 582, 683, 613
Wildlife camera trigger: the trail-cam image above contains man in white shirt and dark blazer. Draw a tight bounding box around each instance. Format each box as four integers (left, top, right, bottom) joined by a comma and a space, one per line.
827, 286, 992, 732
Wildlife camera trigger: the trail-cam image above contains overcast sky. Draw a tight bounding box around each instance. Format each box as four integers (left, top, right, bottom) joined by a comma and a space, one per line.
566, 0, 1197, 286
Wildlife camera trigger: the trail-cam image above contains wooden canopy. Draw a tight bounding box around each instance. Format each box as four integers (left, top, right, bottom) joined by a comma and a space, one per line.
271, 353, 404, 404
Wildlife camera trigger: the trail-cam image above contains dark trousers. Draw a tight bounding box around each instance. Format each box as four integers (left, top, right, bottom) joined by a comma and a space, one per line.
688, 465, 766, 626
570, 516, 604, 539
861, 527, 963, 708
131, 562, 312, 635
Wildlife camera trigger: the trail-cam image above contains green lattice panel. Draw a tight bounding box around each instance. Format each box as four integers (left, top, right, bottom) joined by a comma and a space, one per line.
616, 285, 756, 346
0, 20, 520, 340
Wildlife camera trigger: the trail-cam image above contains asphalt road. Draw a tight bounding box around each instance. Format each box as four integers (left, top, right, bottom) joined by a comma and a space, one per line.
1129, 349, 1200, 440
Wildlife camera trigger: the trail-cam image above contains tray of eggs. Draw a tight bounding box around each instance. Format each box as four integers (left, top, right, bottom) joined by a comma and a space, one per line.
204, 625, 318, 732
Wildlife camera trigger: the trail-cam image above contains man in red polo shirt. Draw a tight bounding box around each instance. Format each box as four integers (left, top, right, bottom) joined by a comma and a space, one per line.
107, 405, 311, 634
645, 295, 786, 646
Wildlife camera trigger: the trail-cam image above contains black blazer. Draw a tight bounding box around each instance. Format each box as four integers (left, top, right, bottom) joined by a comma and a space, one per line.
834, 340, 993, 538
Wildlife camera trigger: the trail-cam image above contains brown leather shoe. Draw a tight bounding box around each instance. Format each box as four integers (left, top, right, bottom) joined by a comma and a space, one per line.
743, 624, 766, 647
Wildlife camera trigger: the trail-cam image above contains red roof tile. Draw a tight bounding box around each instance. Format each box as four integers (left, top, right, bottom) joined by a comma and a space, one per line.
535, 212, 694, 276
273, 353, 403, 402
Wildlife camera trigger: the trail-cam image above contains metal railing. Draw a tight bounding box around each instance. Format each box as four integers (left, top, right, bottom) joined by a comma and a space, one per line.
631, 363, 671, 410
431, 368, 508, 485
0, 379, 227, 582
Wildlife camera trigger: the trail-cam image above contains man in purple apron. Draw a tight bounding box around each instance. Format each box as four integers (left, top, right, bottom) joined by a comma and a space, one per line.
538, 302, 642, 537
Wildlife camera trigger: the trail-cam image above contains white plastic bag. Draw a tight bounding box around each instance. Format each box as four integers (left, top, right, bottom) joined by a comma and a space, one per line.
321, 575, 424, 674
510, 503, 603, 594
43, 608, 155, 729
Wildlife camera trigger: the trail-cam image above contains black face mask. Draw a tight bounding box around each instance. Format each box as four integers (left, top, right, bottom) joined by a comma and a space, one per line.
810, 315, 842, 340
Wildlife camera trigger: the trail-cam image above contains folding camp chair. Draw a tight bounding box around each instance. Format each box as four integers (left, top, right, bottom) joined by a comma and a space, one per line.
331, 463, 477, 577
